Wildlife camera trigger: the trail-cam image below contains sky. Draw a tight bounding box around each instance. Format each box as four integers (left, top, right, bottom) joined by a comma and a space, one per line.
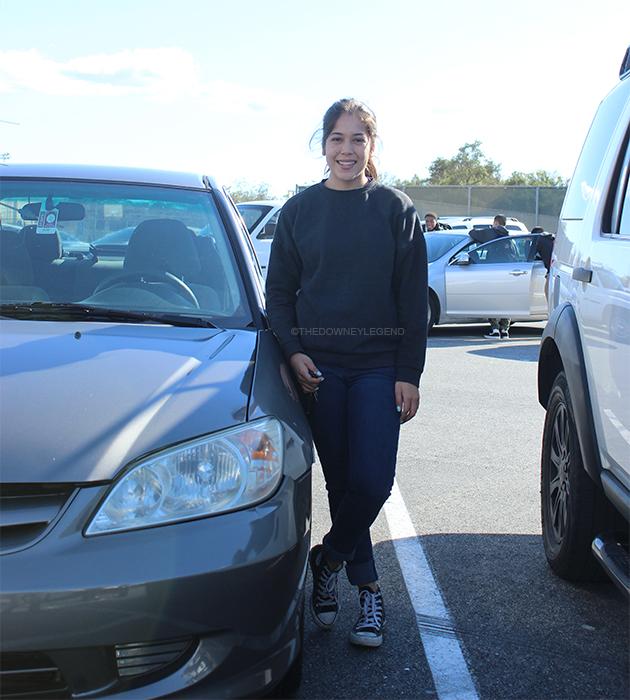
1, 0, 629, 197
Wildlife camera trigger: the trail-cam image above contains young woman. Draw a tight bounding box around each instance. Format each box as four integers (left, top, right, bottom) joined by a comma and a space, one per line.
265, 98, 428, 648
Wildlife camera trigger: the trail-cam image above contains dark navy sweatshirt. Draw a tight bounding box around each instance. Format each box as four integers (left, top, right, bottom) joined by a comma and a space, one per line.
265, 180, 428, 386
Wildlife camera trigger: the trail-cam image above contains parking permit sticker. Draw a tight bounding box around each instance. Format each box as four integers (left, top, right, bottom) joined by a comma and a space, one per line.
36, 207, 59, 234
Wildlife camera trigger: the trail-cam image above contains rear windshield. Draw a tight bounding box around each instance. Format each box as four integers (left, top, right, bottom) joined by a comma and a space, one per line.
0, 179, 252, 326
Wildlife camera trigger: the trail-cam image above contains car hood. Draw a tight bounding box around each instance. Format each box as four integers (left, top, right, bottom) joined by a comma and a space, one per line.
0, 321, 257, 483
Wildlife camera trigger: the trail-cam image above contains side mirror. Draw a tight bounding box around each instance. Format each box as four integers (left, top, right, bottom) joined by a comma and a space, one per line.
452, 252, 472, 266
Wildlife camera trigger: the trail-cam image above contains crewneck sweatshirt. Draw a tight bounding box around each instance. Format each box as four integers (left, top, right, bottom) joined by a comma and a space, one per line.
265, 180, 428, 386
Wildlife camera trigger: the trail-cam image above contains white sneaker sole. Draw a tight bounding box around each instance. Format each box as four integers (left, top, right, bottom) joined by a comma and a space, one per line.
349, 630, 383, 647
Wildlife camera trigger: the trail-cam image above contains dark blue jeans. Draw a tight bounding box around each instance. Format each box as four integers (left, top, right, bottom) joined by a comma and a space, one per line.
308, 363, 401, 586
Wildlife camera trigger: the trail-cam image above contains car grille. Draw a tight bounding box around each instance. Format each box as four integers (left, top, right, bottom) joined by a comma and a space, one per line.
115, 638, 194, 678
0, 651, 69, 698
0, 485, 75, 554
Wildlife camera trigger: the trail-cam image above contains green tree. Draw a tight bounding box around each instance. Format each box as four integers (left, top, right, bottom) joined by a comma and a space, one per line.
503, 169, 567, 187
228, 180, 271, 202
425, 141, 502, 185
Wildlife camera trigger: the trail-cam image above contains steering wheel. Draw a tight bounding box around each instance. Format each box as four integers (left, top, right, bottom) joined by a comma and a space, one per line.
93, 270, 200, 308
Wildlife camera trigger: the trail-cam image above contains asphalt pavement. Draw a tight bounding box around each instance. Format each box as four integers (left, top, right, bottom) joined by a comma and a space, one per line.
297, 323, 628, 700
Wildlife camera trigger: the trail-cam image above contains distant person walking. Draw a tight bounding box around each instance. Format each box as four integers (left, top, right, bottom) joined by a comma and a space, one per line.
422, 212, 451, 232
531, 225, 555, 301
475, 215, 512, 339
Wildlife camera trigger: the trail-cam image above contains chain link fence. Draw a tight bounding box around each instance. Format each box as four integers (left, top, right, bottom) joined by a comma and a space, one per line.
402, 185, 566, 232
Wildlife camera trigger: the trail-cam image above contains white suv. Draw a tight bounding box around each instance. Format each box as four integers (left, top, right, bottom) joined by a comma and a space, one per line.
236, 200, 285, 276
537, 47, 630, 595
439, 216, 529, 233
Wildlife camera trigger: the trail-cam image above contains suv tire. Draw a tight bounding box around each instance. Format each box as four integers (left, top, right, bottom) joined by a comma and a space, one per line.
541, 372, 609, 581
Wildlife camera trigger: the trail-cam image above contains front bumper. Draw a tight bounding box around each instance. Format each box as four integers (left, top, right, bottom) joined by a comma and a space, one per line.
0, 471, 311, 698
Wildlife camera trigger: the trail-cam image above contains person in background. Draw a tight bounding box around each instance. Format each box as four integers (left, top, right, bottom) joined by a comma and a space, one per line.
532, 225, 555, 301
422, 212, 451, 232
478, 215, 512, 339
266, 98, 427, 649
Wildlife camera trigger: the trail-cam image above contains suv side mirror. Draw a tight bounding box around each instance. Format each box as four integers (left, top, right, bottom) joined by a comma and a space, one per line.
452, 252, 472, 266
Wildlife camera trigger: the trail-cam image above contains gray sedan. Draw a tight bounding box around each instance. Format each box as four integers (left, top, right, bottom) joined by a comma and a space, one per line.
426, 231, 548, 330
0, 164, 312, 699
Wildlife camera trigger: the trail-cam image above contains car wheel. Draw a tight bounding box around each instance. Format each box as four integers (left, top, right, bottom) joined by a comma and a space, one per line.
427, 295, 437, 334
540, 372, 609, 581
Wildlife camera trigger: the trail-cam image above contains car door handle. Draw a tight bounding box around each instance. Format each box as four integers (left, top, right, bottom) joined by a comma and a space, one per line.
509, 270, 528, 276
572, 267, 593, 283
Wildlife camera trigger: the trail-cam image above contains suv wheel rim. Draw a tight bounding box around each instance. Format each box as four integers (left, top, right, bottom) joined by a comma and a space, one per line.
549, 403, 571, 543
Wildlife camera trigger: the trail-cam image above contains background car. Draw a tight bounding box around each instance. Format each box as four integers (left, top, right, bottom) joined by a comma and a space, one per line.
438, 215, 529, 233
236, 199, 285, 276
537, 48, 629, 595
0, 164, 312, 698
426, 230, 548, 330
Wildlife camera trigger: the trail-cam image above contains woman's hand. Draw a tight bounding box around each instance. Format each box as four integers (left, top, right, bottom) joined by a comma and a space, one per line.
395, 381, 420, 423
289, 353, 324, 394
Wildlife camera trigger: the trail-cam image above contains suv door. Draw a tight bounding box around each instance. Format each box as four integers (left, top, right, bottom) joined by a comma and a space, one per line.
253, 209, 280, 276
444, 235, 546, 317
579, 130, 630, 489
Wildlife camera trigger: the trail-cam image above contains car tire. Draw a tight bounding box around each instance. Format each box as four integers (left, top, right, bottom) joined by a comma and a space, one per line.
540, 372, 610, 581
427, 295, 438, 334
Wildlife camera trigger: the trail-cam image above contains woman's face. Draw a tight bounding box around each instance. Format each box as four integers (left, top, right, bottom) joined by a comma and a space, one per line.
324, 112, 373, 190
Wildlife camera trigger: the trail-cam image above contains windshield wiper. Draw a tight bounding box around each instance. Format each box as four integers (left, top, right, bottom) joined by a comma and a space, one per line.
0, 302, 220, 329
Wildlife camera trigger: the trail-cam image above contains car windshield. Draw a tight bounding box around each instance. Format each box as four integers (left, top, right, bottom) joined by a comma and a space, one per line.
236, 203, 272, 232
425, 233, 470, 262
0, 179, 252, 327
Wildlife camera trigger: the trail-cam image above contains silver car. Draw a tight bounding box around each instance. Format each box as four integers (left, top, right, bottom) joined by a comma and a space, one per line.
426, 231, 548, 330
0, 164, 312, 698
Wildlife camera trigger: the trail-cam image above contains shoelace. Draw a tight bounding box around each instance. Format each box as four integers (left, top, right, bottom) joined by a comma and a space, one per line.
316, 565, 339, 603
357, 589, 383, 628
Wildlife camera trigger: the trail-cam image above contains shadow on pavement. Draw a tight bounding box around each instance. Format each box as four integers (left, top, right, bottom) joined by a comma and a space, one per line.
429, 324, 544, 351
467, 343, 540, 362
299, 534, 628, 700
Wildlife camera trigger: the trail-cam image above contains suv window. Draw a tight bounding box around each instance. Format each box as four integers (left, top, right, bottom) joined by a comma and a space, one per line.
257, 210, 279, 240
562, 87, 629, 220
608, 133, 630, 236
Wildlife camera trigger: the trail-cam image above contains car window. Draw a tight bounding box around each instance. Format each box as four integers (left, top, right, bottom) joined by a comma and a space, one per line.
562, 85, 629, 220
619, 173, 630, 235
464, 236, 534, 264
236, 204, 272, 232
606, 130, 630, 236
257, 210, 280, 240
425, 233, 470, 262
0, 179, 252, 326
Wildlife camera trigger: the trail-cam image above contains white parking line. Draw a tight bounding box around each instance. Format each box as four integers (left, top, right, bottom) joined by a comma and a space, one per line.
384, 480, 479, 700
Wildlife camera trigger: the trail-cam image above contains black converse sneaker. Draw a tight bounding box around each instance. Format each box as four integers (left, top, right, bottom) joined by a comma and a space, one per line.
350, 586, 385, 647
309, 544, 341, 629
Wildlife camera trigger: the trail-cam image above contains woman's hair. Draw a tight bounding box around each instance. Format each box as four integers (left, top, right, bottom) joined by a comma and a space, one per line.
320, 98, 379, 180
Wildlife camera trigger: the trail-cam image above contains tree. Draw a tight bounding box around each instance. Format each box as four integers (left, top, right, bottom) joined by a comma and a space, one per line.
425, 141, 502, 185
503, 170, 568, 187
228, 180, 271, 202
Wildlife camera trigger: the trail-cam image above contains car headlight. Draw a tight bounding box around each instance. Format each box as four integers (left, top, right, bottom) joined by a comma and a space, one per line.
85, 417, 283, 535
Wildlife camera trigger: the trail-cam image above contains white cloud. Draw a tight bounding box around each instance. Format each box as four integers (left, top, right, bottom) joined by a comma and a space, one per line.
0, 48, 310, 115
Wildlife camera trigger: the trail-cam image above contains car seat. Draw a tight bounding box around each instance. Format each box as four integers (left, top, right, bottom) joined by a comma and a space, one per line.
0, 227, 49, 301
123, 219, 219, 308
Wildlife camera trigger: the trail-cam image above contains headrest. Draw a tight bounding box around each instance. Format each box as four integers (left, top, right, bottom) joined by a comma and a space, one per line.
22, 225, 63, 261
124, 219, 201, 280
